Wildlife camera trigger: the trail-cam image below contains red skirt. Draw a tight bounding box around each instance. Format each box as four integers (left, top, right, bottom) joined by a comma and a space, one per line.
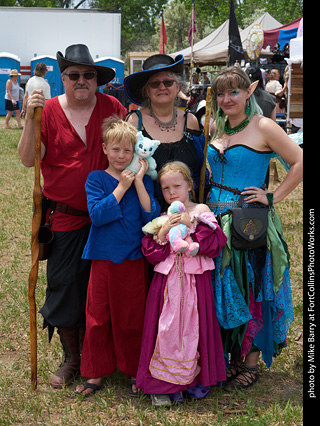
80, 258, 148, 378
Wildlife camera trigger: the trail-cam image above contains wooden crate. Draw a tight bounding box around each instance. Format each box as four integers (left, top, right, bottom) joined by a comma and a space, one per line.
290, 63, 303, 118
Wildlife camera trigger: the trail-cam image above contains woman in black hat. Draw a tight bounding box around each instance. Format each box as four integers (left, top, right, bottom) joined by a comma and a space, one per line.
245, 66, 276, 121
125, 54, 209, 210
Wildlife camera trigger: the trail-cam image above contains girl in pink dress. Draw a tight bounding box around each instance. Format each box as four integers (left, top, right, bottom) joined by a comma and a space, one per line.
136, 161, 227, 406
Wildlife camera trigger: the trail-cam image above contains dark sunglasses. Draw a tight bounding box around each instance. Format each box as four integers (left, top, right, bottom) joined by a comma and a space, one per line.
64, 71, 97, 81
148, 79, 176, 89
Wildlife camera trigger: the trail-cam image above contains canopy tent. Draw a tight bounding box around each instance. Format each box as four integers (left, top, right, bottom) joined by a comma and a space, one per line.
170, 19, 230, 64
263, 17, 302, 50
170, 13, 282, 66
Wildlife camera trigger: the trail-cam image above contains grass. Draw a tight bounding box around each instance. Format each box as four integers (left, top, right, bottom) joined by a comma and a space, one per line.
0, 118, 303, 425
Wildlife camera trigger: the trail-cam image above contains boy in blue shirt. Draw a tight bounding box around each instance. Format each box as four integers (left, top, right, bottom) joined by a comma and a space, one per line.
75, 117, 160, 397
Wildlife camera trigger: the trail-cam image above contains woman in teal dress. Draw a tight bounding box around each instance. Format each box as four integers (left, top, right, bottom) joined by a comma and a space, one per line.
207, 66, 303, 390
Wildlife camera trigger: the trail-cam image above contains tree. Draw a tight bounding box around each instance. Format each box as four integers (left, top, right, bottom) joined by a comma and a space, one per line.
239, 0, 303, 26
151, 1, 190, 53
90, 0, 168, 54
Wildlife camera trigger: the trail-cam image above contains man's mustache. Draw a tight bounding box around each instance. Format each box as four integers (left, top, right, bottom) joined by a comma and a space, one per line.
74, 83, 90, 90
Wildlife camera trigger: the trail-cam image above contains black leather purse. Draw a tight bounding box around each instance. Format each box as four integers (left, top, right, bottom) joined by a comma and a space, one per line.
230, 195, 269, 251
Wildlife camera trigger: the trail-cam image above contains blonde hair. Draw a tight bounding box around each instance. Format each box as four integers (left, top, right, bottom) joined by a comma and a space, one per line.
158, 161, 194, 188
102, 115, 137, 149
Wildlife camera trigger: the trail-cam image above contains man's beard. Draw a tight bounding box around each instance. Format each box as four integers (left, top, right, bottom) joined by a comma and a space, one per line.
73, 83, 90, 100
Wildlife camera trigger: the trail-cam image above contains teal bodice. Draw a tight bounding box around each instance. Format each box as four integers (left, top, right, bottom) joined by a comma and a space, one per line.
207, 144, 273, 215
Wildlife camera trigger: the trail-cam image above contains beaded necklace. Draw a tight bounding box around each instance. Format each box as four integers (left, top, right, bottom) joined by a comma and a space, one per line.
149, 106, 177, 132
224, 117, 250, 135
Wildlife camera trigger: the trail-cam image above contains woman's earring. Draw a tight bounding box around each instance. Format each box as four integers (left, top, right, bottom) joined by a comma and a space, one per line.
245, 99, 250, 115
218, 107, 223, 117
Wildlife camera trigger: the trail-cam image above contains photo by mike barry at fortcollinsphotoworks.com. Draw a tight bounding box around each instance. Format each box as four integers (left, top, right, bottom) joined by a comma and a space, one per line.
305, 208, 317, 402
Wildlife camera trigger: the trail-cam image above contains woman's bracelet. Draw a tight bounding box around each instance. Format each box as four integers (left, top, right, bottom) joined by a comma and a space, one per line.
153, 233, 169, 245
266, 192, 274, 206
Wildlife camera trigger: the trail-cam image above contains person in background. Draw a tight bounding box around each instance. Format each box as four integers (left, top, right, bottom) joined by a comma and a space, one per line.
4, 69, 23, 129
23, 62, 51, 114
263, 68, 271, 87
17, 44, 127, 389
246, 66, 276, 121
265, 69, 286, 113
246, 65, 278, 185
202, 72, 210, 85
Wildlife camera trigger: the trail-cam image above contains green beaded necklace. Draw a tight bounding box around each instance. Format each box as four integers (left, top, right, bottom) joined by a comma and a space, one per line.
224, 117, 250, 135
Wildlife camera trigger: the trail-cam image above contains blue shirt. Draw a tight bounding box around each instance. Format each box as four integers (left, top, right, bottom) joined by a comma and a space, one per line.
82, 170, 160, 263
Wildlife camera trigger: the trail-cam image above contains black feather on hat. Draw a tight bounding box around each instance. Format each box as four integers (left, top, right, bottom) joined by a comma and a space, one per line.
124, 54, 184, 105
57, 44, 115, 87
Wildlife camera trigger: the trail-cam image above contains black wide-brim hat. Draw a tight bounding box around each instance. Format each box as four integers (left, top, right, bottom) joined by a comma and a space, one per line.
124, 54, 184, 105
57, 44, 115, 87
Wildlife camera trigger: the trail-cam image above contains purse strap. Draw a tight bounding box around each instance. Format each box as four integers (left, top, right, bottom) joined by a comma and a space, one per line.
126, 109, 142, 131
210, 181, 242, 195
237, 194, 245, 208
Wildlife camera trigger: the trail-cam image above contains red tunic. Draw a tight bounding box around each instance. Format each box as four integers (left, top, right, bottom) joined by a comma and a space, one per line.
40, 92, 127, 231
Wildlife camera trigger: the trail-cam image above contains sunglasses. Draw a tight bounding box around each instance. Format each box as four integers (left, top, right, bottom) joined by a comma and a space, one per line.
64, 71, 97, 81
148, 79, 176, 89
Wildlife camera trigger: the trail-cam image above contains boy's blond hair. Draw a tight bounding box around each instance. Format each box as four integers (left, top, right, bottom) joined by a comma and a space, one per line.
102, 115, 137, 149
158, 161, 194, 189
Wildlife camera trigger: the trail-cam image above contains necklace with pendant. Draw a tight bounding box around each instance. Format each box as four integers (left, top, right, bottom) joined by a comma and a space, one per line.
149, 106, 177, 132
225, 117, 250, 135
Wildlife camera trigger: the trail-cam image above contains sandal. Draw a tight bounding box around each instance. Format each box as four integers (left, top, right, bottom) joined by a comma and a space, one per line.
150, 394, 172, 407
74, 381, 102, 397
226, 359, 244, 382
225, 364, 259, 390
128, 379, 142, 398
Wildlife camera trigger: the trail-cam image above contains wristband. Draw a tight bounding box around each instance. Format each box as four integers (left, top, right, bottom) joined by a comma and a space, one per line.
153, 233, 169, 245
266, 192, 273, 206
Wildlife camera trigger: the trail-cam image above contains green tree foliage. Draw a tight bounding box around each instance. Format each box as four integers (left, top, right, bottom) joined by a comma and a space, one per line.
90, 0, 168, 53
151, 0, 189, 52
182, 0, 303, 30
238, 0, 303, 26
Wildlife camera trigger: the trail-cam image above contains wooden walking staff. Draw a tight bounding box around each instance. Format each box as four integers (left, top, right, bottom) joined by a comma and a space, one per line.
28, 106, 43, 390
198, 87, 212, 203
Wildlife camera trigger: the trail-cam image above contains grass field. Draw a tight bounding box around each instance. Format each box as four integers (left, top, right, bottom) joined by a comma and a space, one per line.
0, 118, 303, 425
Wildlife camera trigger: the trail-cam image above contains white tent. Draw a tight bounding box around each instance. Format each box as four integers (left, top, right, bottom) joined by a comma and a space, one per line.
170, 13, 282, 65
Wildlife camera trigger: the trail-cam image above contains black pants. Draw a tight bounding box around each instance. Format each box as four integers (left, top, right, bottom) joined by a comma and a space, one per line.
39, 224, 91, 339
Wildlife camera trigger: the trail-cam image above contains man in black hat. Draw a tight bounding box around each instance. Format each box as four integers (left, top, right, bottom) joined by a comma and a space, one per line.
18, 44, 127, 389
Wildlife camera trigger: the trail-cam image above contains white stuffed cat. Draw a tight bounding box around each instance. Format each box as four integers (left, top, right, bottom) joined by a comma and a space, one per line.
126, 131, 161, 180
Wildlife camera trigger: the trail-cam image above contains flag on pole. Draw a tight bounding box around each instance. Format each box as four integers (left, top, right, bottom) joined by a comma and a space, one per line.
188, 1, 197, 46
228, 0, 245, 65
159, 10, 167, 54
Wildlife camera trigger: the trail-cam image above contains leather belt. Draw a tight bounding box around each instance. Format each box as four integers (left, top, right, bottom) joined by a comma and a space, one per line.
51, 201, 89, 217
